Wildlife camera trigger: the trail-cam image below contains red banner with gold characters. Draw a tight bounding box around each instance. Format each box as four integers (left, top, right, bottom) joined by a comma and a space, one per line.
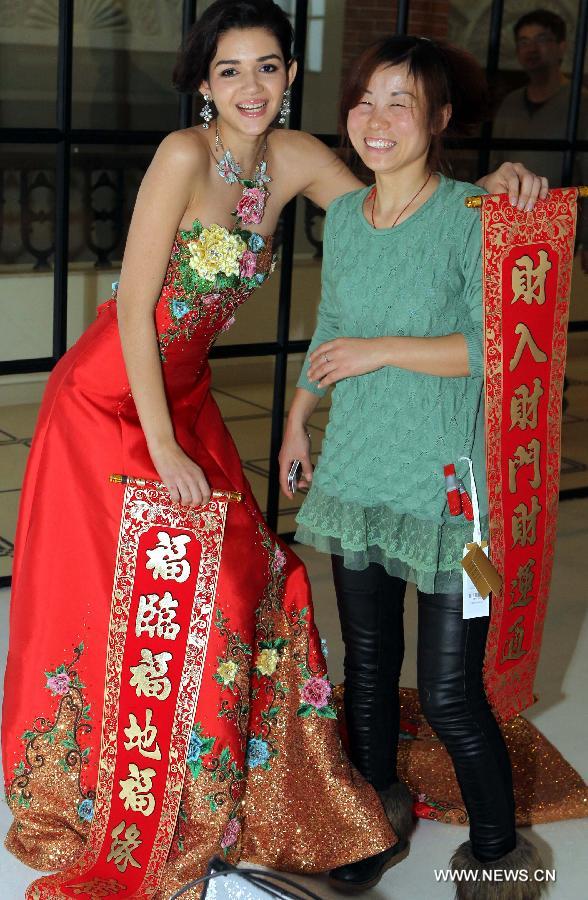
480, 188, 577, 722
26, 482, 230, 899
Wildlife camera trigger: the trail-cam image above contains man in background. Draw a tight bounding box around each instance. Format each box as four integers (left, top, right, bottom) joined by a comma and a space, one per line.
493, 8, 588, 271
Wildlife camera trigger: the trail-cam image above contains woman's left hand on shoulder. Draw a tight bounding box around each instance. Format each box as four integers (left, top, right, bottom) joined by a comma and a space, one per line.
308, 338, 384, 388
477, 162, 549, 211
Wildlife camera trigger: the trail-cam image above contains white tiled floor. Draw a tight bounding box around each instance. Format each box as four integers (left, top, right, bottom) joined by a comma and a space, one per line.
1, 498, 587, 899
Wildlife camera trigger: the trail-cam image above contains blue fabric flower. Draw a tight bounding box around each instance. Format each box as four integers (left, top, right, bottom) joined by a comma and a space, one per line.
255, 273, 265, 284
77, 798, 94, 822
187, 730, 203, 762
171, 299, 190, 320
246, 737, 270, 769
248, 233, 265, 253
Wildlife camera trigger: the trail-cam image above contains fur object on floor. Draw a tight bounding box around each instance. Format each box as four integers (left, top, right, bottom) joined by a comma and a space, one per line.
378, 781, 416, 842
449, 833, 548, 900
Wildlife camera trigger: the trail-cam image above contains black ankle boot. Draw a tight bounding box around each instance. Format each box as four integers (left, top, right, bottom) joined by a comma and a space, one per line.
328, 838, 409, 893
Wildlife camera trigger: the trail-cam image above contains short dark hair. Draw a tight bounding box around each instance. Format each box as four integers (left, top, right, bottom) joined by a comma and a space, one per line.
514, 9, 566, 42
339, 36, 488, 171
173, 0, 294, 93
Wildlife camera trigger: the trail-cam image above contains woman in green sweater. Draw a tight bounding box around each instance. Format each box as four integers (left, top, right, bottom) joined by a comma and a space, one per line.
280, 37, 546, 899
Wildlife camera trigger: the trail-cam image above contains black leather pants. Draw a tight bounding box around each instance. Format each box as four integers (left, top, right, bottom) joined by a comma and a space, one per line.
332, 555, 517, 863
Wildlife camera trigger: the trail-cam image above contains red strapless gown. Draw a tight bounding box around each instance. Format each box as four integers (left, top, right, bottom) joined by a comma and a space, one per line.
2, 222, 395, 897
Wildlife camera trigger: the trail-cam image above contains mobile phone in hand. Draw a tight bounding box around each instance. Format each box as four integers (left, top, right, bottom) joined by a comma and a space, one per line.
287, 459, 303, 494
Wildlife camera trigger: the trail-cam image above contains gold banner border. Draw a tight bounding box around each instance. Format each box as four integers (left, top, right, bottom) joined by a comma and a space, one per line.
482, 189, 576, 720
26, 486, 228, 899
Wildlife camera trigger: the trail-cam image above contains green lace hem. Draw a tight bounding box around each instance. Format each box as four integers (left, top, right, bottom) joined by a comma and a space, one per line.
295, 485, 488, 594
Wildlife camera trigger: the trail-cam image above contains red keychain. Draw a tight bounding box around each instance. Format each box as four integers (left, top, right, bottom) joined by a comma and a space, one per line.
458, 480, 474, 521
444, 463, 462, 516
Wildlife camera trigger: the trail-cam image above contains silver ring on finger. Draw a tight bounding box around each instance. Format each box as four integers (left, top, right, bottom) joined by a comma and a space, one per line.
323, 353, 329, 363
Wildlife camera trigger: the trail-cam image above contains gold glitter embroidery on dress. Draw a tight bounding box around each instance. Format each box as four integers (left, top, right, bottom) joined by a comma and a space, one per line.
391, 687, 588, 827
4, 643, 95, 870
6, 498, 398, 893
70, 878, 126, 896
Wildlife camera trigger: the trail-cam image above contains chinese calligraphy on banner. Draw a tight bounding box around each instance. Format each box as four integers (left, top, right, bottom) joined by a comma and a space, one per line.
480, 189, 577, 722
26, 485, 228, 899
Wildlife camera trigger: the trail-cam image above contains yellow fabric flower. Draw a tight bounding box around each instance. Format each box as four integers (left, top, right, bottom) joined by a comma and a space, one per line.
256, 648, 279, 677
217, 660, 239, 685
188, 224, 246, 280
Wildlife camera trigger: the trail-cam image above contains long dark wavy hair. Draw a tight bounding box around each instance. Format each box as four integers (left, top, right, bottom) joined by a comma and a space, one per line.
173, 0, 294, 94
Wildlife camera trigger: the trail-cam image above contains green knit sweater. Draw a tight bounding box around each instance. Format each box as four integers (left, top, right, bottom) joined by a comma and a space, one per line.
295, 174, 488, 592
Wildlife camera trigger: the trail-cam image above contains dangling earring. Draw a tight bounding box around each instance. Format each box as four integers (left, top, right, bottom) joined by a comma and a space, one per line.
200, 93, 213, 129
278, 89, 291, 126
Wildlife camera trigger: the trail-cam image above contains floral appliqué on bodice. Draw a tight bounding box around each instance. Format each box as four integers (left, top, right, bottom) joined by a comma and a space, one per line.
148, 220, 275, 361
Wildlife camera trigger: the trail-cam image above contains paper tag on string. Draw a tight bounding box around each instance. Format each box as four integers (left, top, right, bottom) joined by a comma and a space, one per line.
462, 542, 490, 618
459, 457, 502, 619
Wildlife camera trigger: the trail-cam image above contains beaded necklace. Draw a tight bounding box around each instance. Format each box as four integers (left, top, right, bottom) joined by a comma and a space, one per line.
214, 125, 272, 227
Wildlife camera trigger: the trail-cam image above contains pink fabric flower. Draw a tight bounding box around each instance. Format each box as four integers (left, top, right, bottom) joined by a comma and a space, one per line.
203, 293, 221, 307
272, 548, 286, 572
301, 676, 332, 709
220, 817, 241, 849
235, 188, 266, 225
239, 250, 257, 279
46, 673, 71, 695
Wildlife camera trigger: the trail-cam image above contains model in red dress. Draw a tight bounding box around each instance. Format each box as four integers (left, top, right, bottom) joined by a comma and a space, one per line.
2, 188, 401, 900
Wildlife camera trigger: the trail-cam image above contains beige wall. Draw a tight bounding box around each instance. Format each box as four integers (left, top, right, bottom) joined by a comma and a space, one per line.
0, 256, 323, 404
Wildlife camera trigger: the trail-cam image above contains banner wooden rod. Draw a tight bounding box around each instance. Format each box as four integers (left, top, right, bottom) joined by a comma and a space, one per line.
109, 473, 243, 503
465, 186, 588, 207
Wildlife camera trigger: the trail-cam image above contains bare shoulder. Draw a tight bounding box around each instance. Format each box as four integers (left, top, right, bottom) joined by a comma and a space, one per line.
149, 127, 210, 178
129, 128, 211, 234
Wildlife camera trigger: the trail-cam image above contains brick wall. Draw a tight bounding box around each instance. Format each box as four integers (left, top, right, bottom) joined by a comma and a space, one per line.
341, 0, 398, 75
342, 1, 450, 77
408, 1, 450, 40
